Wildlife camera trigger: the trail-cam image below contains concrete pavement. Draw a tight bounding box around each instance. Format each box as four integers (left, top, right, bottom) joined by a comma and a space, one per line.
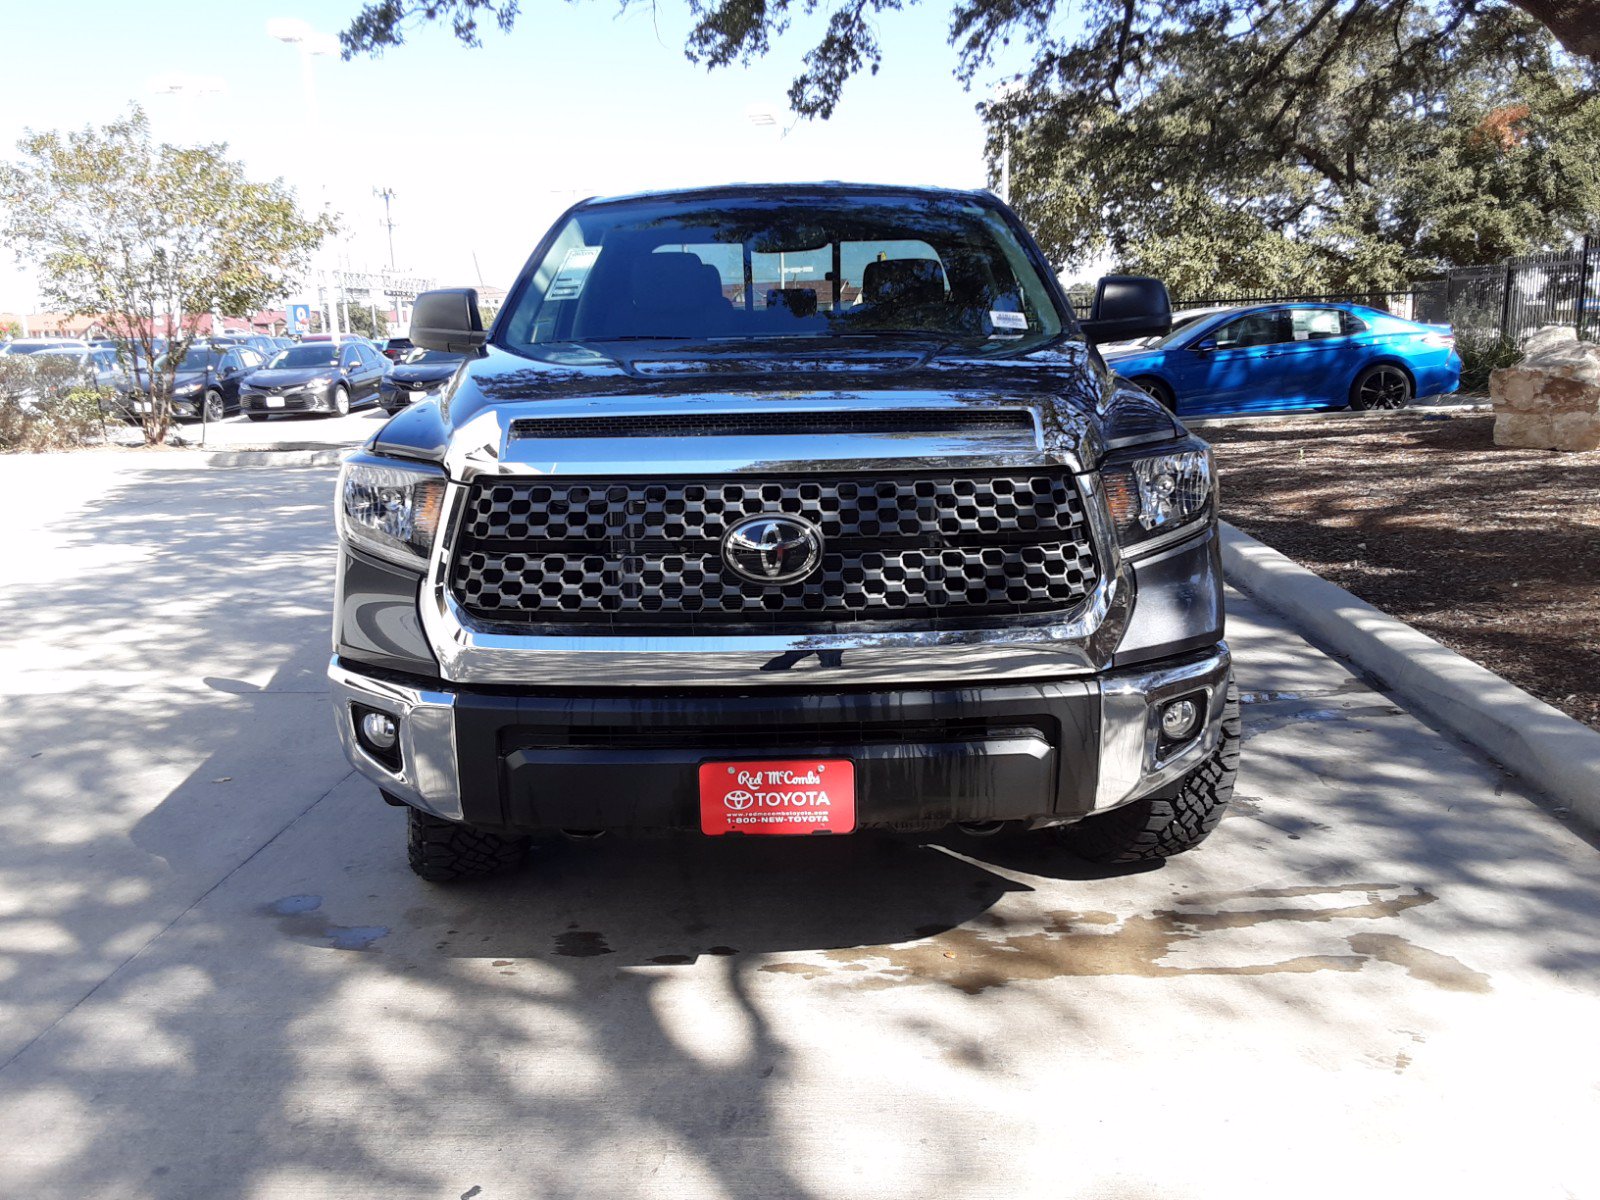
1, 458, 1598, 1200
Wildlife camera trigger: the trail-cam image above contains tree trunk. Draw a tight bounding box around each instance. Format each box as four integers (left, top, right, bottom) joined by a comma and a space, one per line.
1510, 0, 1600, 61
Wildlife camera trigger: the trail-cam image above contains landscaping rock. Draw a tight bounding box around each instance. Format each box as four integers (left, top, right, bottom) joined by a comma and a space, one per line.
1490, 326, 1600, 451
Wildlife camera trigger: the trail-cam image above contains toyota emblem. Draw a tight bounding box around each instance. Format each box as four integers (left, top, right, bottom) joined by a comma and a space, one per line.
721, 514, 825, 585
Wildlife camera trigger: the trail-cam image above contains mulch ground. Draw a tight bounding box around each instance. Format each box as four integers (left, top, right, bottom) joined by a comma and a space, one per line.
1205, 413, 1600, 733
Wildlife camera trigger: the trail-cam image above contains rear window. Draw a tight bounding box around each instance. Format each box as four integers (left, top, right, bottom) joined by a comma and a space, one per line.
499, 192, 1066, 355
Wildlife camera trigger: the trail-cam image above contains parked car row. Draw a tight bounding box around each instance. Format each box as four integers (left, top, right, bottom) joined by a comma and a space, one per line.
0, 333, 465, 424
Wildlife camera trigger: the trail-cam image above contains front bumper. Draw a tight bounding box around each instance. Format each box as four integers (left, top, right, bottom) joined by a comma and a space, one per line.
241, 387, 331, 413
328, 642, 1230, 831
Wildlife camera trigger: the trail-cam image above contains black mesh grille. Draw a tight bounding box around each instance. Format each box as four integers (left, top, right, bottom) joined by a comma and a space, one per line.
450, 472, 1099, 631
508, 410, 1036, 440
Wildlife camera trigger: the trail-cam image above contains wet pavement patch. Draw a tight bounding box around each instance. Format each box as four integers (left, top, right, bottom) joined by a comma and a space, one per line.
261, 895, 390, 952
758, 883, 1489, 996
554, 930, 614, 957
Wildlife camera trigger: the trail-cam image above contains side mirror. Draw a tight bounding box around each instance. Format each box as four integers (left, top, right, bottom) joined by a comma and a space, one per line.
412, 288, 487, 354
1192, 339, 1217, 353
1078, 274, 1172, 346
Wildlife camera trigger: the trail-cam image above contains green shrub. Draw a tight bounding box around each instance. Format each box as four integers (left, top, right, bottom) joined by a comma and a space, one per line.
1455, 327, 1523, 393
0, 356, 112, 451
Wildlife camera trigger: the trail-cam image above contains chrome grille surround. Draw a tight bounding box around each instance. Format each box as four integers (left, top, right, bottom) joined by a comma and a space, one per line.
415, 393, 1131, 687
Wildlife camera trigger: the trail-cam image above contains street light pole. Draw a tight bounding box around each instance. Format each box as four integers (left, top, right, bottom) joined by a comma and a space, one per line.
374, 187, 397, 272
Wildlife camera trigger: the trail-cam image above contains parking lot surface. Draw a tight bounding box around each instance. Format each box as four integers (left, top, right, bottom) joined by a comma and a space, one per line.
1, 459, 1598, 1200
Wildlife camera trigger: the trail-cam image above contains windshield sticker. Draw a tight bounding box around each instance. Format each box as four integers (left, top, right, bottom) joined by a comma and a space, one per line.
545, 246, 601, 302
989, 310, 1029, 331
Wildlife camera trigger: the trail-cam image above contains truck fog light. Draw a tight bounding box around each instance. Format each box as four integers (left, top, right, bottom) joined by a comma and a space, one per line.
359, 711, 398, 751
1160, 698, 1200, 742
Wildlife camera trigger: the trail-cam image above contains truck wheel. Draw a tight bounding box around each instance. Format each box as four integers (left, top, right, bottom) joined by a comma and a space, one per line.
1060, 678, 1241, 862
405, 806, 530, 883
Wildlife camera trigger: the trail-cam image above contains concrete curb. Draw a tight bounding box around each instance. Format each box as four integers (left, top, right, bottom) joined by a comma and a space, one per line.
1220, 521, 1600, 827
6, 446, 350, 470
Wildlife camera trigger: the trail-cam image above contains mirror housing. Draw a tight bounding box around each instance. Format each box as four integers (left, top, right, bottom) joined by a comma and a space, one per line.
1078, 275, 1172, 346
412, 288, 487, 354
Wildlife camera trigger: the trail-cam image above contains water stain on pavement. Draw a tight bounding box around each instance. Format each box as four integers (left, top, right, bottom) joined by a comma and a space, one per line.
759, 883, 1488, 995
555, 930, 614, 957
261, 895, 390, 952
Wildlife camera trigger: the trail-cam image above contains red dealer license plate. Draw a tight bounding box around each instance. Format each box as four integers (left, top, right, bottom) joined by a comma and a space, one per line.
699, 759, 856, 836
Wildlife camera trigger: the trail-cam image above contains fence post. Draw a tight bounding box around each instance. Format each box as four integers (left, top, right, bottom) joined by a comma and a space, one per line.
1499, 262, 1516, 342
1578, 235, 1593, 343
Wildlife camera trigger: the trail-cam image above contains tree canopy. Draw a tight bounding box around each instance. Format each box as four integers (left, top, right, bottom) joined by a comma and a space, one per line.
341, 0, 1600, 291
0, 109, 335, 443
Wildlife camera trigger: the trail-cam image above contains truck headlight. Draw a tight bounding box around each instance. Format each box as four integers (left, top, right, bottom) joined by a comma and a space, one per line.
337, 456, 447, 569
1102, 440, 1214, 552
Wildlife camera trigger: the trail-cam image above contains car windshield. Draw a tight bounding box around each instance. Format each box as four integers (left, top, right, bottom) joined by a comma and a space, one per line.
267, 345, 340, 369
498, 192, 1066, 356
157, 346, 219, 371
1144, 309, 1237, 350
10, 343, 83, 356
399, 348, 464, 365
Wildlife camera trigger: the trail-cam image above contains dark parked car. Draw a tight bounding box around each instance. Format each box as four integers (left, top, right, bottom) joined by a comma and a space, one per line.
330, 182, 1240, 884
121, 343, 265, 421
1103, 302, 1462, 415
240, 339, 388, 419
378, 347, 464, 413
381, 336, 414, 361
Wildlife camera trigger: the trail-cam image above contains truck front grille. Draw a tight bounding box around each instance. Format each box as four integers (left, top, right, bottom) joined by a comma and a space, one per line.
448, 472, 1099, 631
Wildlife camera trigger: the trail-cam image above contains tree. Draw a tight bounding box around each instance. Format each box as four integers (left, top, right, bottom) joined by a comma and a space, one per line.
338, 1, 1599, 120
342, 304, 389, 339
0, 109, 336, 445
993, 3, 1600, 292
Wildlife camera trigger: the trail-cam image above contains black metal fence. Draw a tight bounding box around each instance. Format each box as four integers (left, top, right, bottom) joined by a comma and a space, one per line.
1431, 242, 1598, 343
1067, 237, 1598, 344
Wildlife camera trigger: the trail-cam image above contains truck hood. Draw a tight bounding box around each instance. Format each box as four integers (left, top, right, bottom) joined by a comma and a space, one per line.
371, 339, 1177, 473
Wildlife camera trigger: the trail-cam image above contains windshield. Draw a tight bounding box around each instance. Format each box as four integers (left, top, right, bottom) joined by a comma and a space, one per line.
267, 345, 340, 369
157, 346, 220, 371
10, 343, 85, 356
399, 348, 464, 365
498, 193, 1066, 355
1144, 309, 1236, 350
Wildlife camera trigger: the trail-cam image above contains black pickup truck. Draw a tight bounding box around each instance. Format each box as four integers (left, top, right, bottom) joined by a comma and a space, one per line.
329, 183, 1239, 882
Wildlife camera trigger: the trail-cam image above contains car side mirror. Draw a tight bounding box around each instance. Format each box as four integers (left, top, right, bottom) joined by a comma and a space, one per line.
412, 288, 487, 354
1192, 339, 1217, 353
1078, 274, 1172, 346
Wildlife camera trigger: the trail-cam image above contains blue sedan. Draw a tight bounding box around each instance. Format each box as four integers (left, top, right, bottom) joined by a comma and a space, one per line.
1102, 302, 1463, 416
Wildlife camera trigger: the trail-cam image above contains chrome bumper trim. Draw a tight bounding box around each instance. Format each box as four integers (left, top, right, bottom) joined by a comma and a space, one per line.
327, 657, 463, 820
329, 644, 1229, 824
1094, 643, 1232, 812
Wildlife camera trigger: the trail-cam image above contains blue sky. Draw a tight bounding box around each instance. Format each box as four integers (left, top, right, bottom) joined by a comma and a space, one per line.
0, 0, 1059, 310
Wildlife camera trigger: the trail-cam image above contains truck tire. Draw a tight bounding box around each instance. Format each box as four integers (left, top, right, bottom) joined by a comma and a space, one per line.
1060, 678, 1241, 862
405, 806, 530, 882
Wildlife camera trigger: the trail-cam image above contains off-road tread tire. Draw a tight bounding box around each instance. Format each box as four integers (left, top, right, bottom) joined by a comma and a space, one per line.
1061, 678, 1241, 862
406, 807, 529, 883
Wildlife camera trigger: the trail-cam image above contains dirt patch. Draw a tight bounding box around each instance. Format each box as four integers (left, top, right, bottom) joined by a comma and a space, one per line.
1207, 414, 1600, 731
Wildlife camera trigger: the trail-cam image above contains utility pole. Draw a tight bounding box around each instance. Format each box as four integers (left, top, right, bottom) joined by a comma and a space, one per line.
374, 187, 398, 271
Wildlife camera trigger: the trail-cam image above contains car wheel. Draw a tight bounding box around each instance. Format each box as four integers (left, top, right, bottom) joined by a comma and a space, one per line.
1133, 377, 1177, 412
203, 389, 225, 423
1057, 678, 1241, 862
405, 805, 530, 883
331, 385, 350, 417
1350, 364, 1412, 410
246, 413, 269, 423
